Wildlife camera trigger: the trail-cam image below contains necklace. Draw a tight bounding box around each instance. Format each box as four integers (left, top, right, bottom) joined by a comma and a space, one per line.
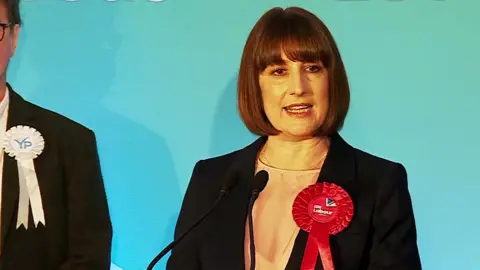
258, 146, 328, 171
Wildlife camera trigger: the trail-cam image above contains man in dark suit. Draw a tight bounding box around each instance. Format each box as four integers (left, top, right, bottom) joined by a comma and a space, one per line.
0, 1, 112, 269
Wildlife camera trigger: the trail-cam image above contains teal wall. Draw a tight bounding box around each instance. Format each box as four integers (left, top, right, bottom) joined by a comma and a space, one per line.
8, 1, 479, 269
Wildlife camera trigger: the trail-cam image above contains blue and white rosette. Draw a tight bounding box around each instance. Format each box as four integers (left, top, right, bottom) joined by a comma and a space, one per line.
3, 125, 45, 229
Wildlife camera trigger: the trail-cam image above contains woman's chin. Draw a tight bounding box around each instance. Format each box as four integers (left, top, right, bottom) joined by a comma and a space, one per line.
278, 128, 317, 140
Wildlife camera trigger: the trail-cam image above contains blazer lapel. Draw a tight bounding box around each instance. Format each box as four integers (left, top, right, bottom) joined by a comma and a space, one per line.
1, 85, 35, 251
286, 132, 357, 270
206, 137, 266, 269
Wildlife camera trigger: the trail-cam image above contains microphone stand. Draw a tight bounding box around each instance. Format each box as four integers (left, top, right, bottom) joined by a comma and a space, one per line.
146, 191, 227, 270
248, 190, 260, 270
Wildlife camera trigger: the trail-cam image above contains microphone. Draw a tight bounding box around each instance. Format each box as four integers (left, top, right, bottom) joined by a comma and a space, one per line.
146, 170, 239, 270
248, 170, 269, 270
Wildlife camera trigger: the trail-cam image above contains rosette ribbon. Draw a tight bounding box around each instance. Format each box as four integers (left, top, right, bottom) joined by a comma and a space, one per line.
3, 125, 46, 229
292, 182, 354, 270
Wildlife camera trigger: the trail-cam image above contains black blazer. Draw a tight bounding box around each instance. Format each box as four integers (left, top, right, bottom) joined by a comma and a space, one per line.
167, 133, 422, 270
0, 85, 112, 270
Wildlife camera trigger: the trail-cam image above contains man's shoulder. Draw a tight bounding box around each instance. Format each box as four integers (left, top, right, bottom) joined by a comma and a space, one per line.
23, 98, 93, 138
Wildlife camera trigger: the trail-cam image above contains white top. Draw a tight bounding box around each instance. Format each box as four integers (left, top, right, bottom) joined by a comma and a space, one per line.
244, 159, 320, 270
0, 87, 10, 233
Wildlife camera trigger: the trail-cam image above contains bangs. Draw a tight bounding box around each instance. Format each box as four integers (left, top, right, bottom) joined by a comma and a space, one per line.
254, 15, 331, 71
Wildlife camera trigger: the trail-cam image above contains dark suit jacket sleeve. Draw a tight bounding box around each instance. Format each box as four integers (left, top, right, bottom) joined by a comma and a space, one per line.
59, 130, 112, 270
166, 161, 205, 270
368, 164, 422, 269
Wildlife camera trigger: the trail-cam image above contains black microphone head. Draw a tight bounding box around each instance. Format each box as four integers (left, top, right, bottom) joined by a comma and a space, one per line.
220, 169, 239, 193
252, 170, 269, 194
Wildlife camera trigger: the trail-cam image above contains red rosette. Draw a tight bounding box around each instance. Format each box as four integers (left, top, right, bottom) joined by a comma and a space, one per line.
292, 182, 354, 270
292, 182, 354, 234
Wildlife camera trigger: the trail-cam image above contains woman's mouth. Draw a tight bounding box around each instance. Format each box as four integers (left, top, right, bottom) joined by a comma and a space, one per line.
284, 104, 313, 117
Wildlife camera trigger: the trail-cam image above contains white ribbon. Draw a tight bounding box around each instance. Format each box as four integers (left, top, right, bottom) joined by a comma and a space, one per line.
3, 125, 46, 229
16, 159, 45, 228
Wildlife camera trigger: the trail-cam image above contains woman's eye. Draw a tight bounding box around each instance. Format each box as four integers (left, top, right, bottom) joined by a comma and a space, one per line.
272, 68, 287, 76
306, 65, 321, 73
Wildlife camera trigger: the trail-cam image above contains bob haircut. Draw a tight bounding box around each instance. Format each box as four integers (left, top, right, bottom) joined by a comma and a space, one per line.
237, 7, 350, 137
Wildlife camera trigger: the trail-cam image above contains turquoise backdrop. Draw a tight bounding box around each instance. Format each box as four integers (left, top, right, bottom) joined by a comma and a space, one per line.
8, 0, 479, 269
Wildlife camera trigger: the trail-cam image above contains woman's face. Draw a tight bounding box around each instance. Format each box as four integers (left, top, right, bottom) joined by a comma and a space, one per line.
259, 52, 329, 140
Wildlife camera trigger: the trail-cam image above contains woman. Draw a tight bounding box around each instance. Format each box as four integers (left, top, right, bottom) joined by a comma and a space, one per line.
167, 6, 421, 270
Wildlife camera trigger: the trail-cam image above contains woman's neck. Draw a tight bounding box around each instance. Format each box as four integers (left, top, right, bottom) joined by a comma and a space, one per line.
259, 135, 330, 171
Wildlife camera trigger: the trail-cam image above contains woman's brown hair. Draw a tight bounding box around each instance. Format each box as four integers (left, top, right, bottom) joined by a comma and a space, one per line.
237, 7, 350, 137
